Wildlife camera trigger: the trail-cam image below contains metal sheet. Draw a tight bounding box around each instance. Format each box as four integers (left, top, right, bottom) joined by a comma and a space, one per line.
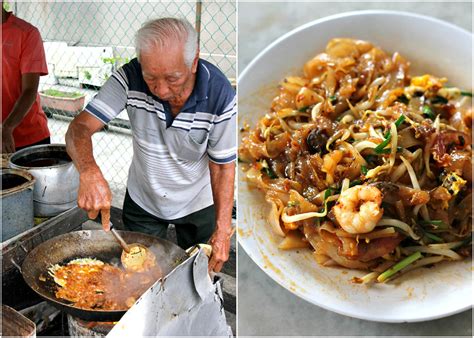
108, 249, 232, 337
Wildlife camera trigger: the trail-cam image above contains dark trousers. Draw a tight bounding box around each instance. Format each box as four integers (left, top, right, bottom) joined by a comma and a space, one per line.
122, 190, 216, 249
16, 137, 51, 151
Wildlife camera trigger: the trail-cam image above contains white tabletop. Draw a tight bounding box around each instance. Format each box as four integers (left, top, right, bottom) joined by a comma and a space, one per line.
237, 2, 472, 336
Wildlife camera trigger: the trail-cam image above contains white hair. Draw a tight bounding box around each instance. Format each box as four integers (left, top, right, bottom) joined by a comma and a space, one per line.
135, 17, 198, 68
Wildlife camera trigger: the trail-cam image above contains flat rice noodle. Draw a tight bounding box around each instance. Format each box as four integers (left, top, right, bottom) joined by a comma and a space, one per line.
371, 182, 430, 206
398, 128, 423, 148
353, 233, 404, 262
316, 239, 371, 270
288, 189, 319, 213
266, 132, 291, 158
265, 197, 286, 237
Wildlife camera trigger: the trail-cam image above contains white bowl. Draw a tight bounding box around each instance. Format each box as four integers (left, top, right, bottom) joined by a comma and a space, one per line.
238, 10, 472, 323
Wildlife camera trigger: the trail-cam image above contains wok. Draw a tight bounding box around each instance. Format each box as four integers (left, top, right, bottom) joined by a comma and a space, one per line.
21, 230, 187, 321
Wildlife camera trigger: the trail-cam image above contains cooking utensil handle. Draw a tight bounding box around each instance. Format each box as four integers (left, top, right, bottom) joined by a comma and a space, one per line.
109, 223, 130, 253
185, 243, 212, 257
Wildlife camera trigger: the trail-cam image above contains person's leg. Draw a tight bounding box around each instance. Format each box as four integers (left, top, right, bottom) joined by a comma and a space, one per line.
174, 205, 216, 249
16, 137, 51, 151
122, 190, 169, 238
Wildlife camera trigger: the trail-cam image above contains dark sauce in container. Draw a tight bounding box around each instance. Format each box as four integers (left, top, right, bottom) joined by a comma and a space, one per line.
1, 173, 29, 190
12, 151, 72, 167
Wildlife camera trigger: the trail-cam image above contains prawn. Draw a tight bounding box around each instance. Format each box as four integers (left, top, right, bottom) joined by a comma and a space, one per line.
333, 185, 383, 234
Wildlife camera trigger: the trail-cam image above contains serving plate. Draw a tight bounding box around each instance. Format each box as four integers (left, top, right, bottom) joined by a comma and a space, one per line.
237, 10, 472, 322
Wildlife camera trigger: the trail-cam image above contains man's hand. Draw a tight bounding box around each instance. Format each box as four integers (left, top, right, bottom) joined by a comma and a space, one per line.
208, 161, 235, 273
208, 226, 233, 273
2, 73, 41, 153
78, 167, 112, 231
2, 126, 15, 153
66, 111, 110, 230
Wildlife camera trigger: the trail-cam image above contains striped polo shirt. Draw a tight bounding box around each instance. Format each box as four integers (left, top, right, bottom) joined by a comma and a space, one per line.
84, 58, 236, 220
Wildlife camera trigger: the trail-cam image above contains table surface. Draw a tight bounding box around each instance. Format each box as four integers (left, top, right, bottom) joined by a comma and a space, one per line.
237, 2, 472, 336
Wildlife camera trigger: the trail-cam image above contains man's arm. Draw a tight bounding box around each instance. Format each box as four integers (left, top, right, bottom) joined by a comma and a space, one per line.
208, 161, 235, 272
2, 73, 40, 153
65, 111, 112, 230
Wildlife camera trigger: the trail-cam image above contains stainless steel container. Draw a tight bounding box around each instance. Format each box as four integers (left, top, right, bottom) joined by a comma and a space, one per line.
9, 144, 79, 217
1, 168, 35, 241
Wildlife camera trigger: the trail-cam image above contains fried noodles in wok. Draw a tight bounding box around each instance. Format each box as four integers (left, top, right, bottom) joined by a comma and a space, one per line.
48, 257, 161, 310
239, 38, 472, 283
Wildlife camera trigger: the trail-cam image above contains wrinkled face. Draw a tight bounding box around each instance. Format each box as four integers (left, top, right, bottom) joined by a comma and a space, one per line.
140, 42, 198, 104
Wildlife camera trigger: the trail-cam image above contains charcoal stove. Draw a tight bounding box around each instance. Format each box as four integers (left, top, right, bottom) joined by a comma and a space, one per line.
67, 316, 115, 337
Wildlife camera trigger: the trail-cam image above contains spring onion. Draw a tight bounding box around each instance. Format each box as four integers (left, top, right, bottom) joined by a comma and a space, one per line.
260, 160, 278, 179
460, 91, 472, 97
419, 219, 448, 229
374, 135, 391, 153
431, 96, 448, 104
424, 232, 444, 243
377, 252, 423, 282
422, 105, 436, 120
349, 179, 362, 187
394, 114, 406, 127
379, 146, 402, 154
451, 236, 472, 249
361, 165, 368, 175
374, 115, 405, 153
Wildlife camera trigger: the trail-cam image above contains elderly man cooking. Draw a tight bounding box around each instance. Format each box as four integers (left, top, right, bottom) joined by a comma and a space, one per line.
65, 18, 236, 273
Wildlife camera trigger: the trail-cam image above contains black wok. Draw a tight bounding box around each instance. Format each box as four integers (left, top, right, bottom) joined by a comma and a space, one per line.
21, 230, 187, 321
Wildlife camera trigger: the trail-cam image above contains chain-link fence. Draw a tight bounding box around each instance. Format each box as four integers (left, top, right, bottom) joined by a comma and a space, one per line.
8, 1, 236, 206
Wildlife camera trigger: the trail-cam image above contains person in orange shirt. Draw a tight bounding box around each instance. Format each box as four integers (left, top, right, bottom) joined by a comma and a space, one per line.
1, 5, 50, 153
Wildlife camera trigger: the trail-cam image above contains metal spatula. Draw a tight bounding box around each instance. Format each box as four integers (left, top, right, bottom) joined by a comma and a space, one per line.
109, 223, 155, 271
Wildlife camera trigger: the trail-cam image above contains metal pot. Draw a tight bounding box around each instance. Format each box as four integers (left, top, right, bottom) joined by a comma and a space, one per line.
9, 144, 79, 217
1, 168, 35, 241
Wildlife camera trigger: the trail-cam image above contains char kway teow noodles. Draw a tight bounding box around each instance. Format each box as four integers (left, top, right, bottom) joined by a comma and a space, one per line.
239, 38, 472, 284
47, 253, 160, 310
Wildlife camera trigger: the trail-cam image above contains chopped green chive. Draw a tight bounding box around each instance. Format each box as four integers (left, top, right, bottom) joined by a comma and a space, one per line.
260, 159, 278, 179
424, 232, 444, 243
452, 236, 473, 249
324, 188, 332, 200
460, 91, 472, 97
377, 252, 423, 283
379, 146, 402, 154
374, 115, 405, 154
298, 106, 309, 112
422, 105, 436, 120
329, 95, 337, 104
262, 166, 278, 179
419, 220, 446, 226
431, 96, 448, 104
394, 114, 406, 127
361, 166, 368, 175
349, 179, 361, 187
374, 135, 392, 153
